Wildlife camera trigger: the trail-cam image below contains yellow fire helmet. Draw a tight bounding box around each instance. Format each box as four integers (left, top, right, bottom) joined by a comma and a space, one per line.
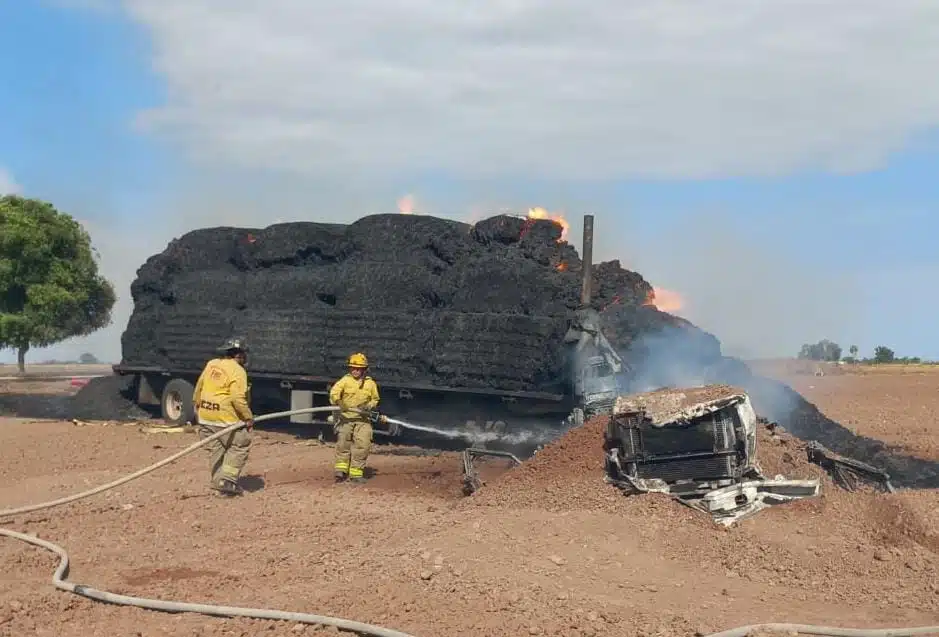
348, 352, 369, 368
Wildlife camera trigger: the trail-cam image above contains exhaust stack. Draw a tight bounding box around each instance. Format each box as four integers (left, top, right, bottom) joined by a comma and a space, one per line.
580, 214, 594, 307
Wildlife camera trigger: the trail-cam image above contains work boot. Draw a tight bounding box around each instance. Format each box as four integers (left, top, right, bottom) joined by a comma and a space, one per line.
349, 476, 366, 485
212, 478, 243, 496
334, 471, 347, 483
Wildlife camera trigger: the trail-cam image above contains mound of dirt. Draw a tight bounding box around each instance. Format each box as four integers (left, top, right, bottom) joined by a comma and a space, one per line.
470, 415, 698, 526
471, 410, 833, 511
67, 375, 153, 421
119, 213, 720, 392
754, 423, 827, 482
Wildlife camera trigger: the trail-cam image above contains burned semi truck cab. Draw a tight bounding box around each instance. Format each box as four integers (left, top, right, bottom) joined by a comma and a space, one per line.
576, 356, 618, 418
602, 385, 759, 496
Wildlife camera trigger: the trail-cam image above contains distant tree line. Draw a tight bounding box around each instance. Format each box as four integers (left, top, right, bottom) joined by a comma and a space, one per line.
796, 340, 928, 364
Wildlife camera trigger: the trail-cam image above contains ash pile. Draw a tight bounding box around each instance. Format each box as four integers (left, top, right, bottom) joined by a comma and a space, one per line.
120, 213, 719, 392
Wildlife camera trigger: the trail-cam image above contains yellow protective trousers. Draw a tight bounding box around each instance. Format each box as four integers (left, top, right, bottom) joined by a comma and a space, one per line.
199, 423, 252, 484
333, 420, 373, 478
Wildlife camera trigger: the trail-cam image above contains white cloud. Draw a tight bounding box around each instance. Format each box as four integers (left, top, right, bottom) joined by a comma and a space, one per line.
0, 167, 21, 195
120, 0, 939, 180
10, 0, 937, 364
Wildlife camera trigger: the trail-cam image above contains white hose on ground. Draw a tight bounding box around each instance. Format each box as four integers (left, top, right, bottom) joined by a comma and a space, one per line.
0, 405, 418, 637
703, 623, 939, 637
1, 405, 336, 518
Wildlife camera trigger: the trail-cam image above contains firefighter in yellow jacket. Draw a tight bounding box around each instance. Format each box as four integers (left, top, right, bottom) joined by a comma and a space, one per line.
192, 338, 255, 496
330, 352, 380, 483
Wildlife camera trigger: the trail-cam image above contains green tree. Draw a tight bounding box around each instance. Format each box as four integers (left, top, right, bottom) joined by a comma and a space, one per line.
0, 195, 115, 372
873, 346, 895, 363
849, 345, 858, 359
797, 339, 842, 362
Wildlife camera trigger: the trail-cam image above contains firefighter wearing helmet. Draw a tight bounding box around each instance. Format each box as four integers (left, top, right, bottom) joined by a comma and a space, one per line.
330, 352, 380, 483
192, 337, 255, 496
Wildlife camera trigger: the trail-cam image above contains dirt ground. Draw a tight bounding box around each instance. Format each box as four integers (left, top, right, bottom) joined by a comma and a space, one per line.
0, 363, 112, 379
3, 368, 939, 636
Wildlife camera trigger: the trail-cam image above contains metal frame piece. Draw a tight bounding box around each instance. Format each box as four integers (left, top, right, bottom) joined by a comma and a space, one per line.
683, 478, 821, 526
805, 441, 894, 493
461, 448, 521, 496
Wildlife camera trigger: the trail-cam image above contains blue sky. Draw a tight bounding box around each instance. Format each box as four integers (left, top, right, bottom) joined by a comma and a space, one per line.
0, 1, 932, 364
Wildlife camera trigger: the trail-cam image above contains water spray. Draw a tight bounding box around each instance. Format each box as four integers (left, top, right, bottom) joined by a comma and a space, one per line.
380, 416, 562, 448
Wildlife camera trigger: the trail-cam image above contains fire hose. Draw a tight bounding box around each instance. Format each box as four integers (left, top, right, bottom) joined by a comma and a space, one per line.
3, 408, 939, 637
0, 405, 417, 637
703, 625, 939, 637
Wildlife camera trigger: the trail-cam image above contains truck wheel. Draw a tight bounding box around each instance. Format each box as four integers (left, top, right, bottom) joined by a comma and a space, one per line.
161, 378, 195, 426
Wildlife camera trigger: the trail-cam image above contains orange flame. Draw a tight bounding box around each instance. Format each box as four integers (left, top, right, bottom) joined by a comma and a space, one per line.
645, 287, 684, 313
527, 207, 569, 242
556, 262, 568, 271
397, 194, 415, 214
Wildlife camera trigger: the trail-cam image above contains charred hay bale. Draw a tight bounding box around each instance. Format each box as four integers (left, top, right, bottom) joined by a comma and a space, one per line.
246, 222, 352, 267
592, 261, 652, 308
472, 215, 527, 245
244, 268, 338, 310
129, 227, 258, 300
166, 270, 248, 309
149, 227, 258, 274
515, 219, 573, 267
322, 310, 435, 382
329, 260, 443, 311
441, 258, 577, 314
471, 214, 560, 246
518, 240, 580, 271
345, 214, 474, 263
519, 217, 565, 244
233, 308, 328, 374
120, 308, 165, 367
154, 308, 236, 369
129, 264, 172, 303
431, 313, 568, 390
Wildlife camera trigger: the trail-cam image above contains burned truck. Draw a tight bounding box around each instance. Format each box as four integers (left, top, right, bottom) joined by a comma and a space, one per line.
602, 384, 820, 524
603, 385, 760, 493
113, 213, 654, 452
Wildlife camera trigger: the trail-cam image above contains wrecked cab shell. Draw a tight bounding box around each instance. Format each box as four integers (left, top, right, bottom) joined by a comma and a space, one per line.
602, 384, 819, 525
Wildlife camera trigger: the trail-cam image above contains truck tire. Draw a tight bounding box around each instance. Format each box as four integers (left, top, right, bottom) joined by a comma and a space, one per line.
161, 378, 195, 426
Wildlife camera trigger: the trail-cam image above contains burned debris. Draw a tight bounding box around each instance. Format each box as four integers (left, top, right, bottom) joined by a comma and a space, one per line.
806, 441, 895, 493
461, 448, 522, 496
602, 384, 821, 525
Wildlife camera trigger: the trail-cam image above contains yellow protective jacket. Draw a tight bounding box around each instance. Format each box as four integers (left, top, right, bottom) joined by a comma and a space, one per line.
192, 357, 253, 425
329, 373, 380, 422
